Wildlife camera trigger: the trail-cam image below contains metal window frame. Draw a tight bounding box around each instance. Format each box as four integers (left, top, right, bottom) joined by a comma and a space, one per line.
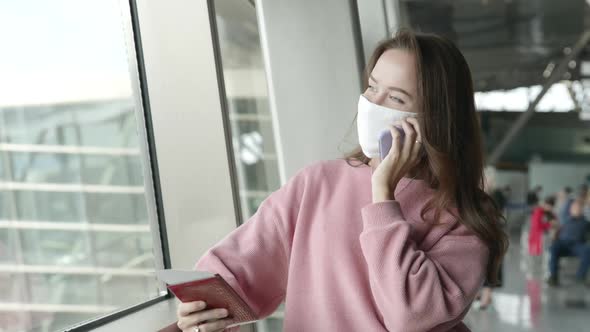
207, 0, 246, 227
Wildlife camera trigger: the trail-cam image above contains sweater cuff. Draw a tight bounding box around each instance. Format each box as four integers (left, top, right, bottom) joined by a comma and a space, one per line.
361, 201, 405, 229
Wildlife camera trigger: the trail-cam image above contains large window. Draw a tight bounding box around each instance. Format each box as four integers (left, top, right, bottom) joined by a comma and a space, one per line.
0, 1, 163, 331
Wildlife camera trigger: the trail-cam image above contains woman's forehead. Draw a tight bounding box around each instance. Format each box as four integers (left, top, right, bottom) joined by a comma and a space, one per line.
371, 49, 417, 93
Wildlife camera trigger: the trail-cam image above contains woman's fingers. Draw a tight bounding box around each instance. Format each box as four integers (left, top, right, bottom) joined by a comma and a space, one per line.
405, 117, 423, 164
178, 301, 206, 317
399, 119, 416, 160
383, 117, 422, 169
405, 117, 422, 142
193, 318, 233, 332
177, 308, 229, 330
411, 138, 422, 164
386, 123, 403, 162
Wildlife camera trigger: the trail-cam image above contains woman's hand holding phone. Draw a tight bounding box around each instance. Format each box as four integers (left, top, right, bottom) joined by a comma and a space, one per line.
371, 117, 422, 203
379, 126, 405, 160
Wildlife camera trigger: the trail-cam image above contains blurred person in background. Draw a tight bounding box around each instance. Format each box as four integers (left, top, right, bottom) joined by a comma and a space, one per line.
528, 196, 557, 256
503, 185, 512, 206
581, 184, 590, 221
491, 185, 510, 215
577, 184, 588, 203
557, 185, 583, 225
527, 185, 542, 211
554, 186, 572, 218
547, 197, 590, 286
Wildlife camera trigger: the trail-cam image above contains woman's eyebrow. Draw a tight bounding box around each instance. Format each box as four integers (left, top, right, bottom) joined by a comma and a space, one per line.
370, 75, 413, 100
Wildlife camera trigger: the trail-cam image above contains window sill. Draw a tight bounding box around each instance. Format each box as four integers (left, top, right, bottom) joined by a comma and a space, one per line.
90, 297, 178, 331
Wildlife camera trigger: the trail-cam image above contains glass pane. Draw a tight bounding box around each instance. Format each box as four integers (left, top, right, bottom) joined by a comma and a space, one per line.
0, 155, 6, 180
0, 191, 14, 220
0, 229, 17, 263
13, 191, 85, 222
92, 231, 155, 268
9, 152, 82, 183
84, 193, 149, 224
81, 155, 144, 186
0, 273, 27, 303
241, 159, 281, 192
0, 0, 162, 331
27, 274, 99, 305
213, 0, 283, 329
20, 230, 92, 266
214, 0, 282, 221
75, 101, 140, 148
101, 276, 156, 306
232, 109, 277, 157
0, 106, 79, 146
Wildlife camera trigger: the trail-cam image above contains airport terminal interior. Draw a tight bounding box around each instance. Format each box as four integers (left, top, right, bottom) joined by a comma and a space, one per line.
1, 0, 590, 331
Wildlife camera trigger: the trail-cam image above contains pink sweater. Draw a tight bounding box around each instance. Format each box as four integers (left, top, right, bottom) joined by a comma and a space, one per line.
195, 160, 488, 331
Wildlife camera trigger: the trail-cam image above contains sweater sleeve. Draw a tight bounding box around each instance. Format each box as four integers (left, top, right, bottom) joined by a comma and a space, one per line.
194, 170, 305, 321
359, 201, 489, 332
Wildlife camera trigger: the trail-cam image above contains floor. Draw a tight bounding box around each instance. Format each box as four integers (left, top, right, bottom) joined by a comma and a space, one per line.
464, 233, 590, 332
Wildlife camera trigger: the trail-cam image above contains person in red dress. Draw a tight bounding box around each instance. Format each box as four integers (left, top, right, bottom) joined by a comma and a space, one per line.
528, 196, 557, 256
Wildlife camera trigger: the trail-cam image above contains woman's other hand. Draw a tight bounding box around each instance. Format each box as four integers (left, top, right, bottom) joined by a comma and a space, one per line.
177, 301, 232, 332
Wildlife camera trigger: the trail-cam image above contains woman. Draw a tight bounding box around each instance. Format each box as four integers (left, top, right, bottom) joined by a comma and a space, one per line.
176, 30, 508, 332
528, 196, 556, 256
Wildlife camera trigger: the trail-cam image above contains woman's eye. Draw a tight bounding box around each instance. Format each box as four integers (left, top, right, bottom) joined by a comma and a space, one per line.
368, 85, 378, 93
389, 96, 405, 104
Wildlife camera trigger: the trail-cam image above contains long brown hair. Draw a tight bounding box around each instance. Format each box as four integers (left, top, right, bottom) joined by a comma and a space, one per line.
346, 30, 508, 284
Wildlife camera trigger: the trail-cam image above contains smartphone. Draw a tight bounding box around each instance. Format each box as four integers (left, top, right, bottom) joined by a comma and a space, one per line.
379, 126, 405, 159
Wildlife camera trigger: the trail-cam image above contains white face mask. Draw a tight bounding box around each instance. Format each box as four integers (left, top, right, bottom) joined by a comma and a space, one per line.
357, 95, 417, 158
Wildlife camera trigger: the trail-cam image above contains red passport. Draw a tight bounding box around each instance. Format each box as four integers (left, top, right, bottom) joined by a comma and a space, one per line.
156, 270, 257, 331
